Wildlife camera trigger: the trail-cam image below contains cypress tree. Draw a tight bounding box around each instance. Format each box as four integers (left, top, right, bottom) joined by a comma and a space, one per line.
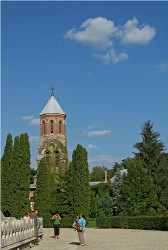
19, 133, 31, 215
11, 136, 23, 218
1, 133, 13, 216
34, 158, 50, 217
71, 144, 90, 218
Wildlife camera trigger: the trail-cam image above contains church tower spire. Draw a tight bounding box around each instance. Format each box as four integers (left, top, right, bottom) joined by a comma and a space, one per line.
37, 88, 68, 171
51, 85, 54, 96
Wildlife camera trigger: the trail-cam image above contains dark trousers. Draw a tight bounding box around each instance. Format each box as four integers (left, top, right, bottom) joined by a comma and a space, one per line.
54, 224, 60, 236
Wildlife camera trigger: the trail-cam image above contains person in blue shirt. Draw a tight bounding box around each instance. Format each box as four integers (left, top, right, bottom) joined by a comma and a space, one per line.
77, 213, 86, 246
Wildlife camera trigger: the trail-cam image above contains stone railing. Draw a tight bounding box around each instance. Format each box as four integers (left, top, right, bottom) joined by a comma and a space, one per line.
1, 217, 43, 250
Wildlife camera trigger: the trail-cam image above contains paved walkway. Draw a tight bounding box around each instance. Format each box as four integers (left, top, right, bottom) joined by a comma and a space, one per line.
33, 228, 168, 250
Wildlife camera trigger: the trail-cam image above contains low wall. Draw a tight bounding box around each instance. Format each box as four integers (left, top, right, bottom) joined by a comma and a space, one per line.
1, 217, 43, 250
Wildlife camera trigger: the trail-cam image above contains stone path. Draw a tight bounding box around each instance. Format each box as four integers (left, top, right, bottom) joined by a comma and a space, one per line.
33, 228, 168, 250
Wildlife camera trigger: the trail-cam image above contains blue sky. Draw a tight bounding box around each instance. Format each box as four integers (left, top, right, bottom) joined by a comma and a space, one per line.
1, 1, 168, 171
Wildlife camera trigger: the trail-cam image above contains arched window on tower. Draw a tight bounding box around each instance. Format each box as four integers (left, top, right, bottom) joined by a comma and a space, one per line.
46, 151, 49, 167
55, 151, 59, 168
51, 120, 53, 134
43, 121, 45, 135
59, 120, 62, 134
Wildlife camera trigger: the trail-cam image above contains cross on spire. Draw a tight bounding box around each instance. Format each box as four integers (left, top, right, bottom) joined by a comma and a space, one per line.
51, 85, 54, 96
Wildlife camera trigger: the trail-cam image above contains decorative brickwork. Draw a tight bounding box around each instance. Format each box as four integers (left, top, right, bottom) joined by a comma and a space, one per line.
37, 93, 68, 172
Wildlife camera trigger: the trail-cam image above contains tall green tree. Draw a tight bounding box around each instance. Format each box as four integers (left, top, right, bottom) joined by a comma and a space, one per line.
2, 133, 31, 218
34, 158, 51, 217
1, 133, 13, 216
133, 120, 165, 177
49, 164, 71, 216
117, 158, 157, 216
70, 144, 90, 218
11, 136, 23, 218
155, 153, 168, 209
19, 133, 31, 214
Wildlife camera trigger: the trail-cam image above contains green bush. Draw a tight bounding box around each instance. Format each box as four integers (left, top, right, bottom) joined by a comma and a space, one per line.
96, 216, 168, 231
127, 216, 164, 230
110, 216, 128, 228
87, 219, 97, 228
145, 207, 158, 216
60, 218, 75, 228
43, 217, 53, 228
96, 217, 112, 228
43, 217, 75, 228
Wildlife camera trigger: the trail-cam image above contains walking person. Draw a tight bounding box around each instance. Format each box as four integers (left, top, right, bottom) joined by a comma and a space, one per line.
77, 213, 86, 246
51, 212, 61, 239
31, 210, 40, 245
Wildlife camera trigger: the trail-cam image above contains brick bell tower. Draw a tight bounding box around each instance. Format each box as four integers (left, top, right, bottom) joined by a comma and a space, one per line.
37, 87, 68, 171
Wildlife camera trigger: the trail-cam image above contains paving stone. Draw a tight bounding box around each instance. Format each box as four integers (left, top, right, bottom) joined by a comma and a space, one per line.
32, 228, 168, 250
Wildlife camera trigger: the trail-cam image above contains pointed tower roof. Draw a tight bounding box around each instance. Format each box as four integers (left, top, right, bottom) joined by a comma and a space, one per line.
40, 87, 65, 115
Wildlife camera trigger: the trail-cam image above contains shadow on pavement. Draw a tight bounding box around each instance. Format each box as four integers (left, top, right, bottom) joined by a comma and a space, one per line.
69, 242, 80, 245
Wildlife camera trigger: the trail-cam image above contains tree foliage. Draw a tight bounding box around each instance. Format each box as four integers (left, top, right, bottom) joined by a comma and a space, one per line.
1, 133, 13, 216
133, 120, 165, 176
70, 144, 90, 217
133, 120, 167, 211
97, 192, 114, 217
1, 133, 31, 218
90, 166, 108, 182
112, 169, 123, 215
34, 158, 51, 217
117, 158, 157, 216
19, 133, 31, 215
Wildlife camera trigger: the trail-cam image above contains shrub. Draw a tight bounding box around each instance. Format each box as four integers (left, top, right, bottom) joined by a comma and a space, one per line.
87, 219, 97, 228
110, 216, 128, 228
127, 216, 164, 230
60, 218, 75, 228
96, 216, 168, 231
145, 207, 158, 216
43, 217, 75, 228
96, 217, 112, 228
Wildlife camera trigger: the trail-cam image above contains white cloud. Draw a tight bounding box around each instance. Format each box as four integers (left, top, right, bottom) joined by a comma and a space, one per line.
87, 144, 100, 151
64, 17, 155, 50
89, 154, 122, 168
155, 63, 168, 71
121, 17, 156, 45
22, 115, 34, 120
64, 17, 155, 65
82, 130, 111, 138
93, 49, 128, 64
64, 17, 116, 50
28, 119, 40, 126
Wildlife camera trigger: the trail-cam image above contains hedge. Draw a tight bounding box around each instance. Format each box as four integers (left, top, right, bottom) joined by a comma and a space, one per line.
96, 216, 168, 231
43, 217, 96, 228
43, 217, 75, 228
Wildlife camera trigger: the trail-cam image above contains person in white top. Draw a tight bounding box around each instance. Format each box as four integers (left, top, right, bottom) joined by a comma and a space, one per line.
23, 212, 30, 219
